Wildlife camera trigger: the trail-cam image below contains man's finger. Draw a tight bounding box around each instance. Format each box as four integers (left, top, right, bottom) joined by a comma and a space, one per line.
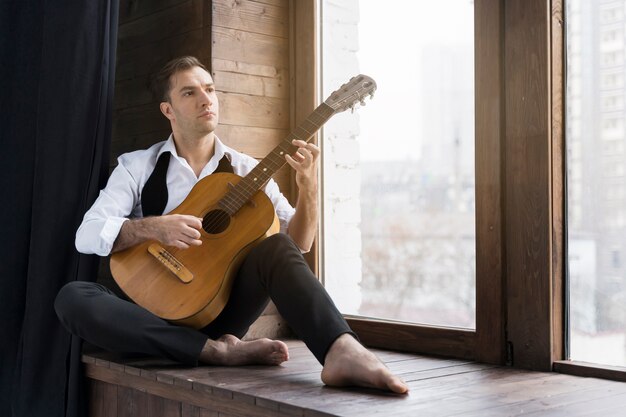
307, 144, 320, 157
174, 241, 190, 250
285, 154, 300, 169
182, 215, 203, 229
297, 146, 312, 156
293, 151, 306, 162
183, 227, 202, 239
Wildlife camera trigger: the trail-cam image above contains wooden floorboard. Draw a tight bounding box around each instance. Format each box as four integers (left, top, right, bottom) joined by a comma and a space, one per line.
84, 340, 626, 416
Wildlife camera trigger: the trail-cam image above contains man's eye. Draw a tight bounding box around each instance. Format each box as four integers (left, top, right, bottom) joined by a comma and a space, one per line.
183, 91, 193, 96
207, 88, 214, 93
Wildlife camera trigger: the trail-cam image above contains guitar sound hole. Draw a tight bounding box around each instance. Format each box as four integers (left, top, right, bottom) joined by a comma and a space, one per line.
202, 209, 231, 234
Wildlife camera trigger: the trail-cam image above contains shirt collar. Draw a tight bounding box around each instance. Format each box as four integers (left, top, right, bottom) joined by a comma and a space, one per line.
158, 134, 232, 176
203, 135, 232, 175
213, 136, 231, 162
157, 134, 178, 159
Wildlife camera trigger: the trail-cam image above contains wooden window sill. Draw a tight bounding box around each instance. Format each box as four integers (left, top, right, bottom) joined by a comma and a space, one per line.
84, 340, 626, 416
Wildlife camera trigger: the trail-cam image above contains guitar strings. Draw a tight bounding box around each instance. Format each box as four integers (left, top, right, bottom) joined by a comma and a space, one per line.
204, 106, 332, 223
199, 105, 334, 234
199, 107, 333, 233
223, 106, 333, 204
222, 123, 317, 207
215, 119, 324, 214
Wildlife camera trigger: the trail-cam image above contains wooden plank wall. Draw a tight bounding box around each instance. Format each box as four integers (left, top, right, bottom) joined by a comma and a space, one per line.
212, 0, 291, 192
98, 0, 293, 338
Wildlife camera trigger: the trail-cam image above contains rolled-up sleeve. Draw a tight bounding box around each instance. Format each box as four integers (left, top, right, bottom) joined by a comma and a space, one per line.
75, 161, 139, 256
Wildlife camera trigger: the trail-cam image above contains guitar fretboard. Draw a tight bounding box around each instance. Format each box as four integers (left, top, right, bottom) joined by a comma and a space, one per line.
217, 102, 335, 215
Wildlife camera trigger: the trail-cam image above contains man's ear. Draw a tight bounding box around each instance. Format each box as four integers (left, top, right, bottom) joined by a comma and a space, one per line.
160, 102, 174, 120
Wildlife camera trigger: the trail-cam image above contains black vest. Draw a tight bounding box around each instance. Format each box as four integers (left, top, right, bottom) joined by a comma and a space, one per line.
140, 152, 234, 217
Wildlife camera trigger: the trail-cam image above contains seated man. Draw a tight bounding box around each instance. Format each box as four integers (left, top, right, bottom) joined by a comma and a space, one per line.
55, 56, 408, 394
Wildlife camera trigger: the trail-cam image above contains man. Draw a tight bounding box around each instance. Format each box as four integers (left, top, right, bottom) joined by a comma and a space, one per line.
55, 56, 408, 394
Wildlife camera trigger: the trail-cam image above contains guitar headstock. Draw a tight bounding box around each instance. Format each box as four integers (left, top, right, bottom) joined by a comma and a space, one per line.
325, 74, 377, 114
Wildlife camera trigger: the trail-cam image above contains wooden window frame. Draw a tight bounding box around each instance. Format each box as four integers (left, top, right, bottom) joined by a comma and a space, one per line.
503, 0, 565, 371
292, 0, 625, 378
503, 0, 626, 380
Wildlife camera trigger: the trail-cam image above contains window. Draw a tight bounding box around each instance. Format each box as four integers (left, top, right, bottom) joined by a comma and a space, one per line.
601, 28, 620, 43
567, 0, 626, 368
602, 51, 624, 67
600, 4, 622, 24
602, 117, 622, 130
602, 93, 624, 110
297, 0, 504, 363
320, 0, 475, 328
611, 249, 621, 269
601, 72, 624, 90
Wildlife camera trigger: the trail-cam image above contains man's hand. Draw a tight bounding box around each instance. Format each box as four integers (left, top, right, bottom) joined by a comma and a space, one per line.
151, 214, 204, 249
285, 139, 320, 192
112, 214, 204, 253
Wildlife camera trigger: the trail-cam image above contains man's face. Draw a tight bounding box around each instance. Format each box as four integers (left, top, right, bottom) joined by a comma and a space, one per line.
162, 66, 219, 136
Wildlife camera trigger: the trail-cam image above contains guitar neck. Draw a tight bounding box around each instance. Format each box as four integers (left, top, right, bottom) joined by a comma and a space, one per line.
219, 102, 335, 215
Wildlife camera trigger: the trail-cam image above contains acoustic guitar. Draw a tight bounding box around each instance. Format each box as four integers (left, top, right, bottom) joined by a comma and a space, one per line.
110, 75, 377, 329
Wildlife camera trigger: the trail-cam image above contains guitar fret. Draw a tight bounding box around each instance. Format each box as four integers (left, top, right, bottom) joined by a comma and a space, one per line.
218, 196, 237, 215
217, 103, 336, 213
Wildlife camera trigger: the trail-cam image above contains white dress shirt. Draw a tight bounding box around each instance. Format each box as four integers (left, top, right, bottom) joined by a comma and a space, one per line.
76, 135, 296, 256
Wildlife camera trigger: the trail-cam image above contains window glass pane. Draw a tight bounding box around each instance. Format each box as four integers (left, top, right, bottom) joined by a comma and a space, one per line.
567, 0, 626, 367
321, 0, 475, 328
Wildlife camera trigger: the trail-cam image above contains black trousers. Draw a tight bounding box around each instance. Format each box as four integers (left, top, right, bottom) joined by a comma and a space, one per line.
55, 234, 354, 365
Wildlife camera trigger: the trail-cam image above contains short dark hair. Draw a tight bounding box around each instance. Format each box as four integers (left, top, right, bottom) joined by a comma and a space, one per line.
150, 56, 209, 102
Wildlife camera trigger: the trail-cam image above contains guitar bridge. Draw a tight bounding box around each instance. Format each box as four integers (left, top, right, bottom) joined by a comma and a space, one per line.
147, 243, 194, 283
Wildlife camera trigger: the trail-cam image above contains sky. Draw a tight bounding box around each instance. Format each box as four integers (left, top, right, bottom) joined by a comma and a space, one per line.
329, 0, 474, 161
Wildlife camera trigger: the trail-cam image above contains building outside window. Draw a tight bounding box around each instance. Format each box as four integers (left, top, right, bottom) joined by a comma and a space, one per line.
320, 0, 475, 328
567, 0, 626, 367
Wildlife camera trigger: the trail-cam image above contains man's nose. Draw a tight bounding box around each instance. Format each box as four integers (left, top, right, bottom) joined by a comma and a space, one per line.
200, 90, 213, 106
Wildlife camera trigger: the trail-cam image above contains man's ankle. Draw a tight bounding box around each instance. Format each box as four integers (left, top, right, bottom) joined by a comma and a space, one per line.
200, 338, 224, 364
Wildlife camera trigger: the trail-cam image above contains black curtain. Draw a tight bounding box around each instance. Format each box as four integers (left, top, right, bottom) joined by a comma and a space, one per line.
0, 1, 118, 416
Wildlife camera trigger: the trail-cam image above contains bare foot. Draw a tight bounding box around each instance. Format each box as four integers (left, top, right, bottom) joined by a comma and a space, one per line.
321, 334, 408, 394
199, 334, 289, 366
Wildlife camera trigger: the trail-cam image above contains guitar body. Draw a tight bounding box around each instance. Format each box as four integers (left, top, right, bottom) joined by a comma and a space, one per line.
110, 172, 280, 329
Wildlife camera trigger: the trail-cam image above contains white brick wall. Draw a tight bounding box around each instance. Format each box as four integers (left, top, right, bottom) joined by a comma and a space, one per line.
321, 0, 363, 314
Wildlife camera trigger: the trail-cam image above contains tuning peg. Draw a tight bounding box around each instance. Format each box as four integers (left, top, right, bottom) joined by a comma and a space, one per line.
351, 105, 356, 114
360, 99, 366, 106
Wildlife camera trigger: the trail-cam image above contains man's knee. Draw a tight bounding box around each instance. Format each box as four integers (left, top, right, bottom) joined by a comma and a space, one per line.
54, 281, 102, 323
244, 233, 309, 278
256, 233, 298, 255
55, 282, 76, 318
